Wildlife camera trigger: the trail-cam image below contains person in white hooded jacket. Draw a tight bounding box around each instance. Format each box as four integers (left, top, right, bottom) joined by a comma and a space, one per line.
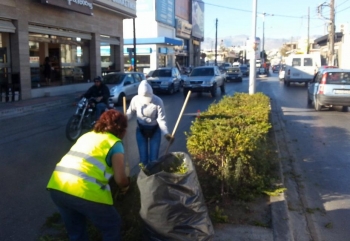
126, 80, 174, 165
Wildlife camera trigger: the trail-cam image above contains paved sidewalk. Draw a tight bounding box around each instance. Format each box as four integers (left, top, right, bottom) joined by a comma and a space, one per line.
0, 92, 81, 120
0, 93, 295, 241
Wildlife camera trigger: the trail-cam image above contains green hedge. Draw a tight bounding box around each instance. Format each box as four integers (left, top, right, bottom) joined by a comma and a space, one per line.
186, 93, 272, 200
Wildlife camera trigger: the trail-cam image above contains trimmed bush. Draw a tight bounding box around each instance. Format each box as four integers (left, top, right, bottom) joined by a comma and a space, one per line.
186, 93, 272, 200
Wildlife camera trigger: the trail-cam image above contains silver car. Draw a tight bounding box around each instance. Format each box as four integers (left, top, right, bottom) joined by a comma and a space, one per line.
147, 67, 182, 94
104, 72, 145, 105
184, 66, 225, 97
307, 68, 350, 111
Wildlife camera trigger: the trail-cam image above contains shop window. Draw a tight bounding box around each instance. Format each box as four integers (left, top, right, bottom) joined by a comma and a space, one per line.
101, 44, 116, 75
1, 33, 12, 102
29, 33, 90, 88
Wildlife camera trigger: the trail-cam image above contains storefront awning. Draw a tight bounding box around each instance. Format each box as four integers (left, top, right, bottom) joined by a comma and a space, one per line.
28, 25, 92, 40
0, 20, 16, 33
124, 37, 183, 46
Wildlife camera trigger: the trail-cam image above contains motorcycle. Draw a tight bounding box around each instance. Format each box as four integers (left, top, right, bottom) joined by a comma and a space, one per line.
65, 97, 114, 142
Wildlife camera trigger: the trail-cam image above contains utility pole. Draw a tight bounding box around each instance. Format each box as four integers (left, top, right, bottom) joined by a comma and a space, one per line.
133, 18, 137, 71
307, 7, 310, 54
249, 0, 257, 95
215, 18, 218, 66
262, 14, 265, 62
329, 0, 335, 65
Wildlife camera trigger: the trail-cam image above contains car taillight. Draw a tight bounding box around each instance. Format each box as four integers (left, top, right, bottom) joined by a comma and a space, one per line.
287, 69, 290, 76
319, 73, 327, 94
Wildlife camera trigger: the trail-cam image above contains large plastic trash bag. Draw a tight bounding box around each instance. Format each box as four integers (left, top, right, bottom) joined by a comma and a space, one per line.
137, 152, 214, 241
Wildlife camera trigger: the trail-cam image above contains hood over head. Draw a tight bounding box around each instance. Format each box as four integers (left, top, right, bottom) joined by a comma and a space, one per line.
138, 80, 153, 103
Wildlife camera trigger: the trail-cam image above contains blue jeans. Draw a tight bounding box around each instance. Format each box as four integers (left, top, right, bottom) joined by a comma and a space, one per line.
136, 125, 161, 165
49, 189, 121, 241
96, 102, 107, 120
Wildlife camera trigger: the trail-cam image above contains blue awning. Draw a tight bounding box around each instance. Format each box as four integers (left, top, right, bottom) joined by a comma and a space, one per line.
124, 37, 183, 46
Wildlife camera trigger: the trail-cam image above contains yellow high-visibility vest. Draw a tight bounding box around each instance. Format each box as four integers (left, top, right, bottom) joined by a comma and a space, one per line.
47, 131, 120, 205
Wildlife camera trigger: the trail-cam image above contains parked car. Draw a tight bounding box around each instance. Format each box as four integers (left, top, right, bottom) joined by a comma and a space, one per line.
183, 66, 225, 97
279, 64, 286, 81
147, 67, 181, 94
307, 68, 350, 111
225, 67, 243, 82
272, 65, 280, 73
104, 72, 145, 105
239, 65, 249, 77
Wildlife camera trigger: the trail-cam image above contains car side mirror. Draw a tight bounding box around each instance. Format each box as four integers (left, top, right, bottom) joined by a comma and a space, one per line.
124, 81, 131, 86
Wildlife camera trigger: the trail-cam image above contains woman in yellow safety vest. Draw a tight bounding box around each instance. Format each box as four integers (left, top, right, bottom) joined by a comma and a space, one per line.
47, 109, 129, 241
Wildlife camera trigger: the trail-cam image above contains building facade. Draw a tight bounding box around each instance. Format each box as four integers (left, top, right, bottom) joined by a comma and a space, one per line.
0, 0, 136, 102
123, 0, 204, 74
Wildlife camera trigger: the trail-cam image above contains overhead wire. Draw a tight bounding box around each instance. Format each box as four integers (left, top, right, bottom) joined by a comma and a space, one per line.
336, 0, 349, 8
193, 0, 319, 20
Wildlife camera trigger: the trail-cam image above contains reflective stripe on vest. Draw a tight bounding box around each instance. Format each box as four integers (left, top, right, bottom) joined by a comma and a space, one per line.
55, 166, 111, 191
47, 132, 120, 205
66, 150, 113, 180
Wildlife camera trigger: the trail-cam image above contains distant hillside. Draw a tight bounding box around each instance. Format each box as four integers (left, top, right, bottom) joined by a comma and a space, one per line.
201, 35, 322, 51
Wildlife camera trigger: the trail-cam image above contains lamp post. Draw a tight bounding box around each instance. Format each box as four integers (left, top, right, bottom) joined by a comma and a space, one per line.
249, 0, 257, 95
259, 13, 273, 63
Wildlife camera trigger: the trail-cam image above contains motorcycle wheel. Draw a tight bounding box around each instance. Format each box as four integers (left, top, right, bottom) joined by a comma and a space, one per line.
66, 115, 83, 142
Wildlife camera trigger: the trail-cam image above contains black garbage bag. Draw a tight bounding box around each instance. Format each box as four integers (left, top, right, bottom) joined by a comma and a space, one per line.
137, 152, 214, 241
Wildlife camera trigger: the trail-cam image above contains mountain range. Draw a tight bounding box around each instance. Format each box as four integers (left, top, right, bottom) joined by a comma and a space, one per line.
201, 34, 322, 51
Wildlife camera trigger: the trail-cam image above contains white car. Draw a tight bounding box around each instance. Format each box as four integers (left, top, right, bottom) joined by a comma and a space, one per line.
104, 72, 145, 105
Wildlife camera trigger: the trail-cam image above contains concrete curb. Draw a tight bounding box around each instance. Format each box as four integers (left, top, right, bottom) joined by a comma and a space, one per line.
270, 99, 295, 241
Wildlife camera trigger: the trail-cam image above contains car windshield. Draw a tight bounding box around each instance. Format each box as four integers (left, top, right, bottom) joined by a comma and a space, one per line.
227, 68, 240, 73
326, 72, 350, 84
103, 74, 126, 85
190, 68, 214, 76
152, 69, 172, 77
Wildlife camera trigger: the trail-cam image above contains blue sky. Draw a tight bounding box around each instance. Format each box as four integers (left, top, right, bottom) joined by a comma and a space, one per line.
203, 0, 350, 40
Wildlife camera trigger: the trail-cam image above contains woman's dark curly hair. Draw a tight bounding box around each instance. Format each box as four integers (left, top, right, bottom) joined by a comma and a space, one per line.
94, 109, 127, 138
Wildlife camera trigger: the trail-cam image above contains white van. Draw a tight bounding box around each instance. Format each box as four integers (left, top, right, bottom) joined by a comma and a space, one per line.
284, 53, 321, 86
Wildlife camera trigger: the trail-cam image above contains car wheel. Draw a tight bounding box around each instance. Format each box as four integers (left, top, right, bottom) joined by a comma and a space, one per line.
342, 106, 348, 112
314, 97, 322, 111
168, 84, 175, 95
220, 82, 225, 94
210, 84, 217, 97
117, 93, 125, 106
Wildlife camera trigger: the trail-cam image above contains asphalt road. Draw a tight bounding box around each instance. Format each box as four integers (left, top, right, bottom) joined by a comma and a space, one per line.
266, 74, 350, 241
0, 77, 249, 241
3, 73, 349, 241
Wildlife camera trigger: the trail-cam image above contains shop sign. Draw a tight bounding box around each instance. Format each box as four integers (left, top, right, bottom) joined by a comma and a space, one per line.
175, 18, 192, 39
158, 47, 168, 54
41, 0, 93, 15
30, 57, 40, 64
192, 40, 200, 45
155, 0, 175, 27
95, 0, 136, 16
123, 48, 152, 54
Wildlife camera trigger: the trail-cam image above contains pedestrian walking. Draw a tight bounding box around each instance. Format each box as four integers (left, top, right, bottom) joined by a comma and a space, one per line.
126, 80, 174, 165
47, 109, 130, 241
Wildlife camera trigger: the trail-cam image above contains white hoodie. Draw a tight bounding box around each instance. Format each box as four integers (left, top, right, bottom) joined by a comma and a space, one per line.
126, 80, 169, 135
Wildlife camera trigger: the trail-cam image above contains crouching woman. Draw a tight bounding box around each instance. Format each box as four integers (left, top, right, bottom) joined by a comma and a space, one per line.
47, 109, 129, 241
